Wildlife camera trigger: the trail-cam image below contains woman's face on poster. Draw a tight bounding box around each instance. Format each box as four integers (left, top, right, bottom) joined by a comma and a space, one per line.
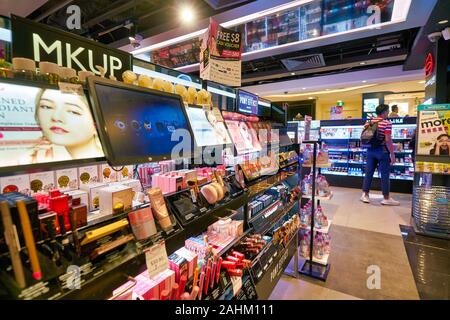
37, 89, 96, 147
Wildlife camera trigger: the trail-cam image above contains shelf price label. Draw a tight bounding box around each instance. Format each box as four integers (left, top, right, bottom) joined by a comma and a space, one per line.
145, 240, 169, 278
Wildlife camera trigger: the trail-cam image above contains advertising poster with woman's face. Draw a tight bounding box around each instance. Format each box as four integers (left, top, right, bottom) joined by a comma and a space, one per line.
417, 108, 450, 157
0, 82, 104, 168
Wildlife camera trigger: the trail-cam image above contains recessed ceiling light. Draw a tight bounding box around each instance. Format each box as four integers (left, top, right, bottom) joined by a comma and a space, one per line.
291, 72, 295, 75
362, 80, 367, 83
302, 88, 306, 90
360, 62, 366, 65
418, 80, 425, 84
180, 6, 194, 23
325, 89, 330, 91
438, 20, 448, 25
308, 97, 314, 100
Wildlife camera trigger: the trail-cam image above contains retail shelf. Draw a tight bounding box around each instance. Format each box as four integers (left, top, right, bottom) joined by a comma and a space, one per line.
313, 253, 329, 266
302, 192, 333, 201
300, 220, 332, 233
322, 171, 348, 176
299, 253, 329, 266
329, 159, 347, 163
302, 162, 332, 168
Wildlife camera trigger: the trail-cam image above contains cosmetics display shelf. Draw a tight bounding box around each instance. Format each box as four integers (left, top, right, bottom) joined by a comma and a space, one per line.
279, 161, 299, 170
252, 231, 298, 300
300, 220, 332, 234
302, 162, 332, 168
179, 191, 248, 238
256, 201, 298, 236
247, 172, 299, 200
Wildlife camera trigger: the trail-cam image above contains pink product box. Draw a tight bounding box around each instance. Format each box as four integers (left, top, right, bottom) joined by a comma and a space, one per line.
151, 269, 175, 294
134, 273, 159, 300
175, 247, 198, 279
112, 281, 135, 300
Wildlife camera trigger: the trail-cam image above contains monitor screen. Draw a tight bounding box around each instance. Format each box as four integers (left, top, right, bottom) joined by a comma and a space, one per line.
237, 90, 259, 115
185, 105, 232, 147
89, 79, 192, 165
271, 105, 286, 125
0, 81, 104, 170
223, 113, 262, 155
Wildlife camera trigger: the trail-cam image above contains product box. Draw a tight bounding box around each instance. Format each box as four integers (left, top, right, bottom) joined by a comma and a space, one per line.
168, 253, 188, 284
1, 174, 31, 195
99, 164, 118, 183
175, 247, 198, 279
78, 166, 99, 185
151, 269, 175, 294
118, 166, 134, 181
29, 171, 56, 193
64, 189, 89, 208
98, 185, 133, 215
119, 179, 142, 193
80, 182, 108, 211
133, 273, 160, 300
55, 168, 78, 191
177, 169, 198, 189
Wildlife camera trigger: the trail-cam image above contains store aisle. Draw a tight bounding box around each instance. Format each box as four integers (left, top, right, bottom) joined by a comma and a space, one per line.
270, 187, 420, 300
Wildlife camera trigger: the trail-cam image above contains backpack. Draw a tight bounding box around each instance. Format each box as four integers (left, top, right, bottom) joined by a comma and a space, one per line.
360, 120, 383, 148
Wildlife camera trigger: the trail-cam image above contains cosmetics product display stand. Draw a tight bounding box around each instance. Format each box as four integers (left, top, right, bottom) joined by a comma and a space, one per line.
298, 141, 331, 281
411, 104, 450, 239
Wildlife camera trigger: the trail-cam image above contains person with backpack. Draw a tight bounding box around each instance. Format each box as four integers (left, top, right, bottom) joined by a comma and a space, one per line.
360, 104, 400, 205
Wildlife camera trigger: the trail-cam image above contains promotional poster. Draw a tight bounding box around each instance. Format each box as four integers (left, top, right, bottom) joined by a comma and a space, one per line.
417, 104, 450, 156
0, 82, 104, 168
200, 18, 242, 87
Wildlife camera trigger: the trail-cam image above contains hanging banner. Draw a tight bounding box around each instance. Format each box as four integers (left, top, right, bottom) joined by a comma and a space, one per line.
200, 18, 242, 87
11, 15, 131, 80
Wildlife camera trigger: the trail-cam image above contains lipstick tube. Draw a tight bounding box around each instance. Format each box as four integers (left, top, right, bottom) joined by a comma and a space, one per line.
178, 275, 187, 300
16, 200, 42, 281
204, 265, 211, 295
193, 266, 199, 287
190, 286, 199, 300
160, 290, 170, 300
0, 201, 26, 288
210, 262, 217, 289
170, 283, 179, 300
198, 272, 205, 300
216, 257, 223, 284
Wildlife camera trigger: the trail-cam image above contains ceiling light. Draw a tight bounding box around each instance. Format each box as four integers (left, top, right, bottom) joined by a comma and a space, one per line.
360, 62, 366, 65
308, 97, 314, 100
438, 20, 448, 25
362, 80, 367, 83
325, 89, 330, 91
128, 36, 135, 41
291, 72, 295, 75
418, 80, 425, 84
265, 84, 376, 99
302, 88, 306, 90
180, 6, 194, 23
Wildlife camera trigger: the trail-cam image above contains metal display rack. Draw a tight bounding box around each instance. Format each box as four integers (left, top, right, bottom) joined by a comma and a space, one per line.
298, 140, 331, 281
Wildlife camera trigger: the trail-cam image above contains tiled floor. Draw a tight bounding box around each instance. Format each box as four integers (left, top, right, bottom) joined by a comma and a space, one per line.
401, 226, 450, 300
270, 187, 423, 300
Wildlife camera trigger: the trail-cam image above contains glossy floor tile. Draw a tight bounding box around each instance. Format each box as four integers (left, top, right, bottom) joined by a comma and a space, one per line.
319, 187, 413, 236
401, 226, 450, 300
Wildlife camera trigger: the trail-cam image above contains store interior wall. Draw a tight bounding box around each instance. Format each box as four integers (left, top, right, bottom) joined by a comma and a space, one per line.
315, 97, 362, 120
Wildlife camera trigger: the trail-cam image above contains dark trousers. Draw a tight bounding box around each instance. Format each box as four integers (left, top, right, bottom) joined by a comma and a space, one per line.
362, 146, 390, 196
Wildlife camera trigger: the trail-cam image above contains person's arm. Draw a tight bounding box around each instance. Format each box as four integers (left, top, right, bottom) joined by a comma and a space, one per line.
384, 123, 395, 164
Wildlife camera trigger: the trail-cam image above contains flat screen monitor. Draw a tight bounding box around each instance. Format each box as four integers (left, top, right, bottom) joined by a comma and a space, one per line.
0, 80, 105, 172
185, 105, 232, 147
224, 114, 262, 155
258, 98, 271, 118
237, 90, 259, 115
88, 78, 192, 165
271, 104, 286, 125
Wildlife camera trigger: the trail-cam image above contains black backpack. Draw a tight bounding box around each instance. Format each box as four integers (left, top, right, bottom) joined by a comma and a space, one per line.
361, 120, 383, 148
